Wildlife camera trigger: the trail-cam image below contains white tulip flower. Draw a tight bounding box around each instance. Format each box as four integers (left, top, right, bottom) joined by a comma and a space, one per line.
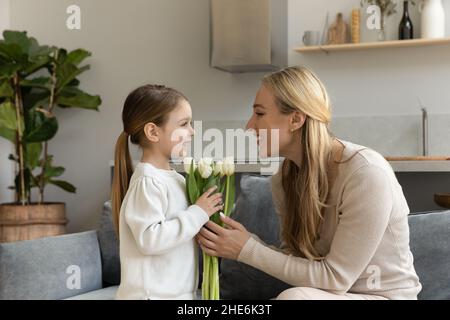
222, 157, 235, 176
198, 158, 214, 179
213, 161, 224, 176
183, 157, 196, 174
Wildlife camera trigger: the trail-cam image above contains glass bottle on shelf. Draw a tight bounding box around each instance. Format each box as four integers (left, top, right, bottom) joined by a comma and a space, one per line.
399, 1, 414, 40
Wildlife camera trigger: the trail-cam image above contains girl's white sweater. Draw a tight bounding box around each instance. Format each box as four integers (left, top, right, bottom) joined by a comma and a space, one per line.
115, 162, 209, 300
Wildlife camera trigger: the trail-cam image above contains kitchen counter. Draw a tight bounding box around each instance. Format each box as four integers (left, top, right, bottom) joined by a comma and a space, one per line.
385, 156, 450, 161
172, 158, 450, 173
385, 157, 450, 172
111, 157, 450, 175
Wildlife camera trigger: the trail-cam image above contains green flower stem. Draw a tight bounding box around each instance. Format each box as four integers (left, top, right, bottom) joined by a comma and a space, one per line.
215, 257, 219, 299
203, 254, 210, 300
224, 175, 230, 217
202, 251, 207, 299
202, 254, 220, 300
203, 253, 206, 299
210, 257, 215, 300
207, 255, 211, 299
211, 256, 217, 300
214, 257, 220, 299
210, 260, 214, 300
200, 171, 235, 300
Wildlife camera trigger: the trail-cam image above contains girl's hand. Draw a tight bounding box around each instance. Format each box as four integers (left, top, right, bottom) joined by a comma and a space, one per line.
195, 186, 223, 217
197, 214, 251, 260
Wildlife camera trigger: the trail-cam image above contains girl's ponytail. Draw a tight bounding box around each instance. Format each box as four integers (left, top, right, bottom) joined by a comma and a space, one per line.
111, 131, 133, 237
110, 84, 187, 239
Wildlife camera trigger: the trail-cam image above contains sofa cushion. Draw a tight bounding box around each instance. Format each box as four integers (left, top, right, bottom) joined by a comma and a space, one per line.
97, 201, 120, 286
408, 210, 450, 300
220, 175, 291, 300
219, 175, 450, 300
0, 231, 102, 300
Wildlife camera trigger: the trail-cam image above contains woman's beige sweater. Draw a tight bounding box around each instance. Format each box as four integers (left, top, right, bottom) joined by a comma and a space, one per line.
237, 139, 422, 299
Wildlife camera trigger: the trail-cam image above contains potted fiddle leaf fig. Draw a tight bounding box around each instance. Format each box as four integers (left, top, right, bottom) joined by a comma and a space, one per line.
0, 30, 102, 242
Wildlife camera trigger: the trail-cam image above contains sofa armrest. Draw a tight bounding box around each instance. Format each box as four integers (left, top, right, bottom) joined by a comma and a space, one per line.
409, 210, 450, 300
0, 231, 102, 300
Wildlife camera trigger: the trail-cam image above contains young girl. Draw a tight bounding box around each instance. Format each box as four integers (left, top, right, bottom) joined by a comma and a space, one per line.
111, 84, 223, 300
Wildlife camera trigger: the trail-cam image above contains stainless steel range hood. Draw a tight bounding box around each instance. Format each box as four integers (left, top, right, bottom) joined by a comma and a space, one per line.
210, 0, 288, 73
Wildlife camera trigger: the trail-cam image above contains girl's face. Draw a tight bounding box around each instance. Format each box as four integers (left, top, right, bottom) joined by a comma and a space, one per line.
245, 85, 299, 158
157, 99, 195, 159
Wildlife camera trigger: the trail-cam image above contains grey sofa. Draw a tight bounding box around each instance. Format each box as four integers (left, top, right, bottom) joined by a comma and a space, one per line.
1, 175, 449, 300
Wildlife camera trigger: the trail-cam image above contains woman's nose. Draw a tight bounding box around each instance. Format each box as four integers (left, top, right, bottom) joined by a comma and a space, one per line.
245, 117, 255, 131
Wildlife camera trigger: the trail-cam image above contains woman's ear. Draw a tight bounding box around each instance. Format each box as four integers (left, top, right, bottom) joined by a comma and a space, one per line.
143, 122, 159, 143
290, 111, 306, 132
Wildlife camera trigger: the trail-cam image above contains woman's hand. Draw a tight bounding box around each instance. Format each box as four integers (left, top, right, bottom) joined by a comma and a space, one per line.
196, 213, 251, 260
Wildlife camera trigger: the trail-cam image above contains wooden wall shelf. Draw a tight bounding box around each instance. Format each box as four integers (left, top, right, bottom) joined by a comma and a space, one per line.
294, 37, 450, 53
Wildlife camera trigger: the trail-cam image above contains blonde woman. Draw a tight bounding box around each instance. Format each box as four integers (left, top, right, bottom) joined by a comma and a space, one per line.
197, 66, 422, 300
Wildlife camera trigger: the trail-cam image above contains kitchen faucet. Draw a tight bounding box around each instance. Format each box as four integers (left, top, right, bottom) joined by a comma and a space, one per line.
421, 107, 428, 157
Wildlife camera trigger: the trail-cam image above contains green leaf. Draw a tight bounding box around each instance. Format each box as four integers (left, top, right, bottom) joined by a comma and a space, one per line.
24, 142, 42, 169
36, 155, 66, 185
193, 170, 203, 193
23, 109, 58, 143
0, 42, 27, 63
0, 31, 30, 65
0, 101, 22, 133
0, 62, 21, 78
55, 48, 67, 65
23, 55, 51, 76
0, 31, 52, 77
23, 89, 50, 110
56, 63, 89, 93
28, 37, 54, 58
20, 77, 52, 90
56, 87, 101, 110
210, 211, 221, 225
3, 30, 31, 53
66, 49, 91, 66
30, 174, 40, 188
0, 79, 13, 98
185, 173, 190, 201
219, 177, 226, 194
187, 161, 199, 204
67, 78, 80, 87
45, 166, 65, 179
204, 175, 219, 192
205, 175, 221, 223
0, 126, 16, 142
24, 42, 53, 77
49, 179, 76, 193
224, 174, 235, 216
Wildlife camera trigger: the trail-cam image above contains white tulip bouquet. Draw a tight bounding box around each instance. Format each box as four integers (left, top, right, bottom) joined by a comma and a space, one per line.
183, 157, 235, 300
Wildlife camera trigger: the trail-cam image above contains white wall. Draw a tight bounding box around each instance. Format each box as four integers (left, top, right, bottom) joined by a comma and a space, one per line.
0, 0, 14, 205
288, 0, 450, 117
3, 0, 450, 231
6, 0, 264, 232
0, 0, 10, 30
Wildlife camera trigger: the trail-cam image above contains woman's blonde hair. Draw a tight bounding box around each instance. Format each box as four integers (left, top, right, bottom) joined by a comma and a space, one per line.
262, 66, 334, 261
111, 84, 187, 238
